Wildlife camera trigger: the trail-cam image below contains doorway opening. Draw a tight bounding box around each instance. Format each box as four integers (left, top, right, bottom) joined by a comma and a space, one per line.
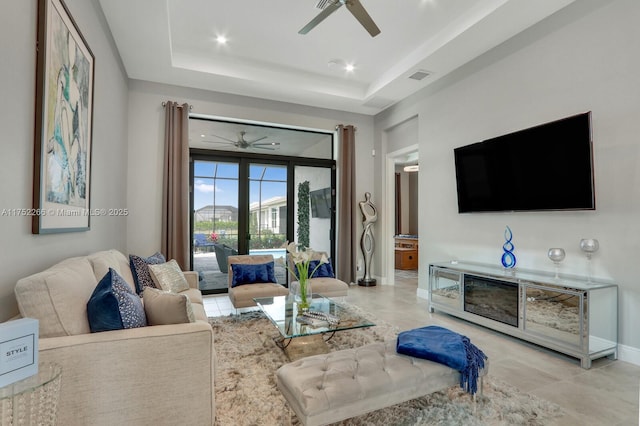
385, 145, 419, 286
189, 116, 335, 294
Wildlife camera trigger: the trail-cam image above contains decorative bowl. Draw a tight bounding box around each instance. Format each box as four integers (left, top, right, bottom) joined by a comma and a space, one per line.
547, 248, 566, 263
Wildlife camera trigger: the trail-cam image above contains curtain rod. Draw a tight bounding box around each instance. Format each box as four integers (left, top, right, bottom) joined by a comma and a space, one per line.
161, 101, 193, 110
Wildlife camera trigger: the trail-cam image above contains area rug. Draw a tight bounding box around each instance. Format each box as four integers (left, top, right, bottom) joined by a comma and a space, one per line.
209, 305, 563, 426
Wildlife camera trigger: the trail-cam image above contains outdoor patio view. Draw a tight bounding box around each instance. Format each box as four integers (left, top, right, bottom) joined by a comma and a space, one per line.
192, 160, 287, 293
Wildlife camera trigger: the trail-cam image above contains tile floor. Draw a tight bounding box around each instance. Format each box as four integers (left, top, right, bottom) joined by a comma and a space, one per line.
203, 271, 640, 426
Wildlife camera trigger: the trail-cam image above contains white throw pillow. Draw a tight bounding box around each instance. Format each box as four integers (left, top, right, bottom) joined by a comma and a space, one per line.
148, 259, 190, 293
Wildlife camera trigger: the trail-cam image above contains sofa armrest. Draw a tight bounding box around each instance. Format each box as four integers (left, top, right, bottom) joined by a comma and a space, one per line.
39, 322, 215, 426
183, 270, 199, 289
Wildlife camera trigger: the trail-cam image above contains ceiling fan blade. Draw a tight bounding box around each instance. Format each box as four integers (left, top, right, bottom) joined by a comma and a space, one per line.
346, 0, 380, 37
210, 133, 237, 143
246, 136, 268, 144
299, 1, 343, 35
252, 142, 280, 147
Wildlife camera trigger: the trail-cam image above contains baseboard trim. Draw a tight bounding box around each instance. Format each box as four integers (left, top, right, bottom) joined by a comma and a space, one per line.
617, 343, 640, 366
417, 287, 428, 300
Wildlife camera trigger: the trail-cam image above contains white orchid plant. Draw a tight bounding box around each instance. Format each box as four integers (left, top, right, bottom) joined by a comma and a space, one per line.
285, 241, 329, 279
284, 242, 329, 307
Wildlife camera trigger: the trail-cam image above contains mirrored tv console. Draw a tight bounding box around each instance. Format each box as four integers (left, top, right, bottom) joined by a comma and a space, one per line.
428, 261, 618, 369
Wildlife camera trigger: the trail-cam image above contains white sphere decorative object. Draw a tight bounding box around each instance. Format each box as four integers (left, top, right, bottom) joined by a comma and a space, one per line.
580, 239, 599, 259
547, 248, 566, 264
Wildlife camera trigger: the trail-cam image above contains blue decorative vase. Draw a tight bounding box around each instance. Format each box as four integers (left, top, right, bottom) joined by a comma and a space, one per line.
501, 226, 517, 268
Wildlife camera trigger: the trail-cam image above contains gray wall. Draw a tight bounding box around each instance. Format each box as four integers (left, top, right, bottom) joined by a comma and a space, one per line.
375, 0, 640, 361
0, 0, 129, 320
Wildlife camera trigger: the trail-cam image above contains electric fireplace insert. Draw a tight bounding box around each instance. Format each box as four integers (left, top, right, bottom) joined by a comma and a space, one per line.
463, 274, 519, 327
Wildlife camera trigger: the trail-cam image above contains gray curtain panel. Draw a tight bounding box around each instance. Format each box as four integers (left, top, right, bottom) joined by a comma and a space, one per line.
161, 101, 190, 270
336, 124, 356, 284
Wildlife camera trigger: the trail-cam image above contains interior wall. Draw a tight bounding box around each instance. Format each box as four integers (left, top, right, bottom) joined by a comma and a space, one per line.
374, 0, 640, 357
126, 80, 375, 276
0, 0, 129, 321
408, 172, 418, 234
295, 166, 332, 255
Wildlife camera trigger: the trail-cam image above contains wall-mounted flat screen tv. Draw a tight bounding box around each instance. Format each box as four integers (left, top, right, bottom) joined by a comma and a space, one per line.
310, 187, 332, 218
454, 112, 595, 213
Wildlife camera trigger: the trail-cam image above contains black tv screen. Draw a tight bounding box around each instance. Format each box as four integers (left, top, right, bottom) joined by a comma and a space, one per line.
310, 188, 331, 218
454, 112, 595, 213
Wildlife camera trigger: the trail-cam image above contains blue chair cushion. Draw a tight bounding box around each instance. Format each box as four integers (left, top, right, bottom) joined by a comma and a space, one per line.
231, 262, 277, 288
296, 260, 335, 278
87, 268, 147, 333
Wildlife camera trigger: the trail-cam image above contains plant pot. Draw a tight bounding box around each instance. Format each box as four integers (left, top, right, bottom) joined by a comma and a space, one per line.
290, 279, 312, 310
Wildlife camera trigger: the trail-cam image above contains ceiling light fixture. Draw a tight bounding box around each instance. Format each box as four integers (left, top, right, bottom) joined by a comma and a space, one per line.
215, 35, 228, 45
345, 63, 355, 72
404, 165, 419, 172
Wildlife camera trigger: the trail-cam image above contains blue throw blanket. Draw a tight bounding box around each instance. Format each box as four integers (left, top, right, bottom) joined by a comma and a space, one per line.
396, 325, 487, 394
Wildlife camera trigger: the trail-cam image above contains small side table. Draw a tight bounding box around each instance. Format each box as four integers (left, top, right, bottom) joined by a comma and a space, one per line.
0, 363, 62, 425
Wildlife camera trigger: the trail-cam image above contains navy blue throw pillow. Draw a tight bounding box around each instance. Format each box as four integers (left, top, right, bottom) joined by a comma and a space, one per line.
87, 268, 147, 333
231, 262, 277, 288
296, 260, 336, 279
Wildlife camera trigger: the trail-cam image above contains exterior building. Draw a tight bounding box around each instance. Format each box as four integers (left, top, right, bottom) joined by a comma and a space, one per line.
249, 196, 286, 235
194, 205, 238, 223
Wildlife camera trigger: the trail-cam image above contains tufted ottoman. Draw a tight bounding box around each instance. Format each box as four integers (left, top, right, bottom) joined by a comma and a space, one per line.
276, 340, 488, 426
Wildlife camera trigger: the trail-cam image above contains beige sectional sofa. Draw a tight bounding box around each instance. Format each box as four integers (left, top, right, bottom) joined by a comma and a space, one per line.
12, 249, 215, 426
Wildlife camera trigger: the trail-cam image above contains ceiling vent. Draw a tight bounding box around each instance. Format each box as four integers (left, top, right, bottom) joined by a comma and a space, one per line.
408, 70, 432, 81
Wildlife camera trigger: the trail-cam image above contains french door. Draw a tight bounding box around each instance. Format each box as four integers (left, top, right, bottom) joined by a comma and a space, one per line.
190, 152, 335, 294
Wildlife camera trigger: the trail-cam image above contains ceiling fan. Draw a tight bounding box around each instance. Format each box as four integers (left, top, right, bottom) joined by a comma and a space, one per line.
299, 0, 380, 37
205, 131, 280, 150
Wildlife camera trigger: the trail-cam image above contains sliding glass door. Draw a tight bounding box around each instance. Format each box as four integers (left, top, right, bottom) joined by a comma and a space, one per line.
192, 160, 240, 293
249, 163, 288, 274
191, 156, 335, 294
189, 119, 336, 295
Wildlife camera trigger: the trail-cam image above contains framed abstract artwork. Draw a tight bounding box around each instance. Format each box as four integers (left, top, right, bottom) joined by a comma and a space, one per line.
33, 0, 94, 233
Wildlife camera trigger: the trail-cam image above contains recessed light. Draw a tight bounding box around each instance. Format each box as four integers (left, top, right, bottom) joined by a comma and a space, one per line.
345, 63, 355, 72
200, 134, 206, 138
216, 35, 228, 45
404, 165, 419, 172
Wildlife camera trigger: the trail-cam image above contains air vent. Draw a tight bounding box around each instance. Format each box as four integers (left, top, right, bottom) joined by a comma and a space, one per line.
408, 70, 432, 81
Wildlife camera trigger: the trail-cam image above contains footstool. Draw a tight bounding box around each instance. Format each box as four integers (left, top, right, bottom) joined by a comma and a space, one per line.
276, 340, 488, 426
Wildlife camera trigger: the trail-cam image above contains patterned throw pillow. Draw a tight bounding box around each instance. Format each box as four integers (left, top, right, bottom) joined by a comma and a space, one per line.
129, 252, 166, 294
148, 259, 190, 293
231, 262, 277, 288
87, 268, 147, 333
142, 287, 195, 325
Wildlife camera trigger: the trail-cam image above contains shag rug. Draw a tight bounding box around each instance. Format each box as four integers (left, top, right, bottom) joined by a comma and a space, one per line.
209, 305, 563, 426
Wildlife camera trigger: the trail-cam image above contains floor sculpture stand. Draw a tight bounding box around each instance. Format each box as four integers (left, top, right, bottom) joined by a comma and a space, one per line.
358, 192, 377, 286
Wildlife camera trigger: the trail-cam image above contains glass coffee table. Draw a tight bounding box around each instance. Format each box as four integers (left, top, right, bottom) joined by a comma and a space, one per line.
254, 294, 375, 360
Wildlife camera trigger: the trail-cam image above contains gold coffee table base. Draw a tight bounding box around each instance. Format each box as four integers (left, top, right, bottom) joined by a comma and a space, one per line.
278, 335, 329, 361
